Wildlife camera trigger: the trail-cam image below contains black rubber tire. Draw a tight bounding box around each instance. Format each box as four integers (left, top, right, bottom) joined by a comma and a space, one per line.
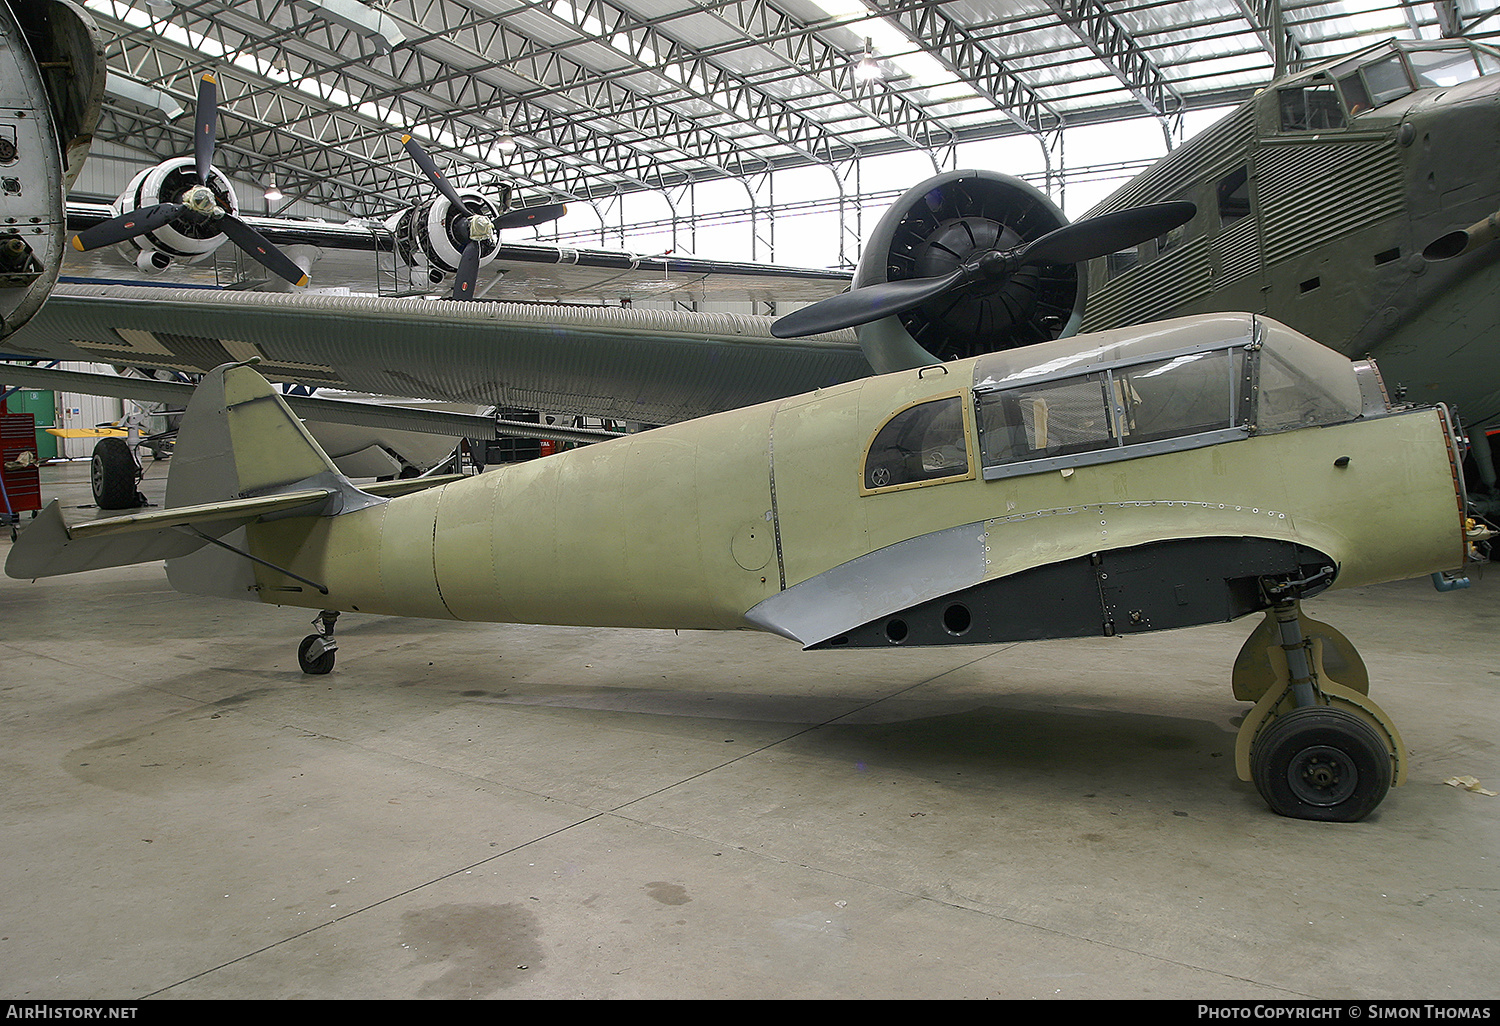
298, 634, 336, 675
1251, 706, 1392, 822
90, 437, 141, 510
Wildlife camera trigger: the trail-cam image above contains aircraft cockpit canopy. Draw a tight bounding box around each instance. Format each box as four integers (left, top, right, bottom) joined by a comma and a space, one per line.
968, 315, 1367, 482
1280, 40, 1500, 131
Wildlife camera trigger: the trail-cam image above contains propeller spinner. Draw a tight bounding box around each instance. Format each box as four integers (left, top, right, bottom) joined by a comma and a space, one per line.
72, 74, 310, 288
400, 133, 566, 299
771, 201, 1196, 339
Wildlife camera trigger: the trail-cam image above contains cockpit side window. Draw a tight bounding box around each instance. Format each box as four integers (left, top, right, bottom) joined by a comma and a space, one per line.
1337, 71, 1372, 114
1278, 79, 1346, 131
862, 394, 973, 493
1336, 51, 1416, 115
975, 347, 1251, 480
1105, 247, 1141, 280
1360, 54, 1413, 106
1256, 348, 1363, 432
1217, 166, 1251, 226
976, 373, 1117, 466
1408, 47, 1487, 87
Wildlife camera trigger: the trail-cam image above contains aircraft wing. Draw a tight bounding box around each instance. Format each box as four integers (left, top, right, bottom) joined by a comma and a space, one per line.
1, 281, 866, 424
0, 361, 633, 446
63, 201, 854, 306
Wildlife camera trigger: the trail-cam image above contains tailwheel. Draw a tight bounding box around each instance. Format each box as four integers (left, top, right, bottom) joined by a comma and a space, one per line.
298, 635, 335, 675
297, 610, 340, 675
1251, 706, 1392, 822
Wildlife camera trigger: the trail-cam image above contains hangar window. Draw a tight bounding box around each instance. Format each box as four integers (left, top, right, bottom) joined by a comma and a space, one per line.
862, 394, 973, 493
1278, 80, 1346, 131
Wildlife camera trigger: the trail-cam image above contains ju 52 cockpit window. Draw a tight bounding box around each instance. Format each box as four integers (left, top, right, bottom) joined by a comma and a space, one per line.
1407, 45, 1497, 86
1278, 80, 1346, 131
1339, 52, 1412, 113
863, 394, 973, 493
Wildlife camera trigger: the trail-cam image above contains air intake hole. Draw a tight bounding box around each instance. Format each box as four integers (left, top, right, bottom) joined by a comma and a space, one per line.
885, 618, 909, 644
943, 603, 972, 636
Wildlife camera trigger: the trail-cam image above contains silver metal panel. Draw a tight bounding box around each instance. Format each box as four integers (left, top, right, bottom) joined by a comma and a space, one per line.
743, 521, 988, 646
0, 1, 67, 343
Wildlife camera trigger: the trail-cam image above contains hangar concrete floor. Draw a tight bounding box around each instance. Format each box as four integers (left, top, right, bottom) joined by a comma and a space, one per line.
1, 460, 1497, 1001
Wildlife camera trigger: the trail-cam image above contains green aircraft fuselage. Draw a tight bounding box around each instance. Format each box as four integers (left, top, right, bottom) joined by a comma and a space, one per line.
175, 312, 1467, 651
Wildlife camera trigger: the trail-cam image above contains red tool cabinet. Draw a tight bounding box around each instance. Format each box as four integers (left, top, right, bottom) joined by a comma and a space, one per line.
1, 412, 42, 520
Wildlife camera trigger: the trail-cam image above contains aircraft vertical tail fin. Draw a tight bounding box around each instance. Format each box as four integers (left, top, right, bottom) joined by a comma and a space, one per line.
4, 363, 350, 585
166, 361, 343, 507
163, 361, 369, 599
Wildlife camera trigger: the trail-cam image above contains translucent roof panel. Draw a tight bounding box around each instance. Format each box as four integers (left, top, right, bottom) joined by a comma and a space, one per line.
76, 0, 1497, 222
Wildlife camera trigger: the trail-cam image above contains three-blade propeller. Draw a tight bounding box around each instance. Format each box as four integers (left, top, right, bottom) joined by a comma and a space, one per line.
71, 73, 310, 288
401, 133, 566, 299
770, 201, 1196, 339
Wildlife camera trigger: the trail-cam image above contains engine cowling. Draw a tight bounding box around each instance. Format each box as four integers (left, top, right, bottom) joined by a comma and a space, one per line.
385, 190, 505, 284
110, 156, 239, 269
854, 169, 1085, 374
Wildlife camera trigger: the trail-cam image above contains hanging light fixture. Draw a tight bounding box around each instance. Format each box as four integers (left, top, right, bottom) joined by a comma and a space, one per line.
264, 175, 283, 202
495, 122, 518, 156
854, 38, 881, 83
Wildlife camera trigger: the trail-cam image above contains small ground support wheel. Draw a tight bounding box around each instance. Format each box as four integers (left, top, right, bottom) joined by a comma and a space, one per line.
1252, 706, 1392, 822
298, 634, 336, 675
91, 437, 142, 509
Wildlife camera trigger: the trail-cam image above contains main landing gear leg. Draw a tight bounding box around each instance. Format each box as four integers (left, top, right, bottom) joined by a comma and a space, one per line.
298, 610, 339, 675
1232, 597, 1405, 822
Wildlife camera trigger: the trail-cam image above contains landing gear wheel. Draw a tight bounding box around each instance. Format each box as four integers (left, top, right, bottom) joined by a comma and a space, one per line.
90, 437, 143, 509
1252, 706, 1392, 822
298, 634, 336, 675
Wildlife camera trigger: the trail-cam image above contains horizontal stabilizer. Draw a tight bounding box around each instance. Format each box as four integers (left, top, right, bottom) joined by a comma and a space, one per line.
357, 474, 467, 498
5, 489, 332, 579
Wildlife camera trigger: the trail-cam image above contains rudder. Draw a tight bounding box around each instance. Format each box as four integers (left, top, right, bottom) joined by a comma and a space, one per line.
166, 361, 342, 507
